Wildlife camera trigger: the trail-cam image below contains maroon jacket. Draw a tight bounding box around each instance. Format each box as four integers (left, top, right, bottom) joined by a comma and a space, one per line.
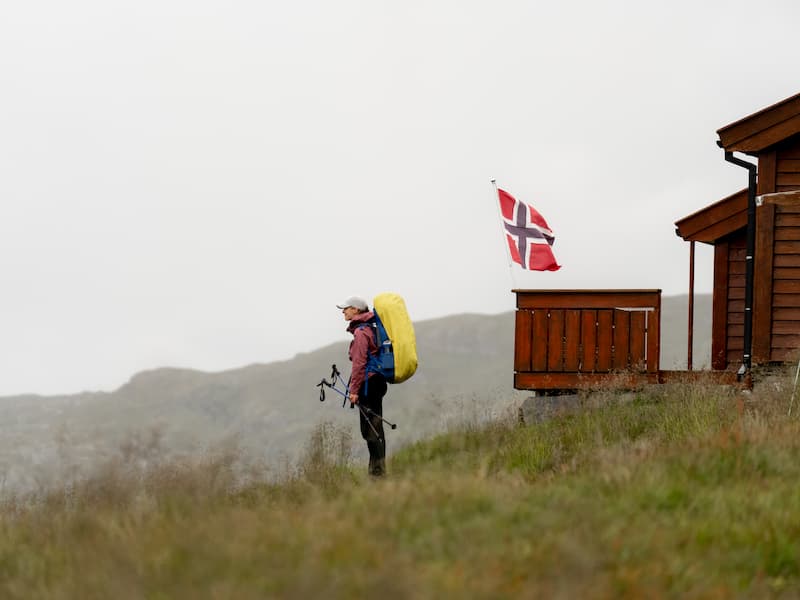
347, 310, 378, 396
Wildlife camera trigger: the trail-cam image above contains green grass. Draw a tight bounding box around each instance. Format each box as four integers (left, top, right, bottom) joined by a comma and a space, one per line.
2, 374, 800, 598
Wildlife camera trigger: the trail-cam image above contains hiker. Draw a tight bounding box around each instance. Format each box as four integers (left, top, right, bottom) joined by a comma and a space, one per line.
337, 296, 387, 477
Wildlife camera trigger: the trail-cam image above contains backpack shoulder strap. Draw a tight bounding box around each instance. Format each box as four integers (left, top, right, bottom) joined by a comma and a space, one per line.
355, 321, 377, 347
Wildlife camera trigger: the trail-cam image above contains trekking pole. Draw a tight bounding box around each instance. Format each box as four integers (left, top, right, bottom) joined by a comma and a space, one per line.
357, 404, 384, 443
316, 378, 348, 401
316, 364, 349, 403
315, 364, 399, 429
361, 406, 397, 430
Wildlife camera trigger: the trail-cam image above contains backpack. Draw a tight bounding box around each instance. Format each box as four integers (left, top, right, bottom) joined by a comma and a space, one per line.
362, 292, 418, 384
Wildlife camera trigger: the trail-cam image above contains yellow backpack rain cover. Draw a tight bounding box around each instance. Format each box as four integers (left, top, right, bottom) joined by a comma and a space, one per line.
373, 292, 418, 383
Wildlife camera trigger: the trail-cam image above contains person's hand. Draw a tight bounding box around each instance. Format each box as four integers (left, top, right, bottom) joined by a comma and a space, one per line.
349, 392, 359, 406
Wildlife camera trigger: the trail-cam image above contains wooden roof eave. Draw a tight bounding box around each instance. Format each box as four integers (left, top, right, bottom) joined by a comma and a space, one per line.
717, 92, 800, 153
674, 188, 748, 243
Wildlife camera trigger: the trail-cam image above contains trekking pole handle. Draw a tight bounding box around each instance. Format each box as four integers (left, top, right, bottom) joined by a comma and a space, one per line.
316, 376, 349, 403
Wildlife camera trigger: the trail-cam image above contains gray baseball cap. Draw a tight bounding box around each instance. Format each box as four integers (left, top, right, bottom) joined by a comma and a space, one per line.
336, 296, 369, 311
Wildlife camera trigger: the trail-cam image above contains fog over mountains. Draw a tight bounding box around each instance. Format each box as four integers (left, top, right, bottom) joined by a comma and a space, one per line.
0, 295, 710, 493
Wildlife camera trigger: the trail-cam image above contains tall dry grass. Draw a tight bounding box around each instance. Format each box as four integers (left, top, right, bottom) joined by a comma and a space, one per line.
1, 369, 800, 598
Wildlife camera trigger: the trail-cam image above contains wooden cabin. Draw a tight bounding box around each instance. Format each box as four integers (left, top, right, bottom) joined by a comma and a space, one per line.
515, 91, 800, 392
676, 92, 800, 370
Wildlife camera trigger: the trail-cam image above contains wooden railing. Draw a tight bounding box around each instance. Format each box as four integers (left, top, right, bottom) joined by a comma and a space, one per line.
514, 290, 661, 391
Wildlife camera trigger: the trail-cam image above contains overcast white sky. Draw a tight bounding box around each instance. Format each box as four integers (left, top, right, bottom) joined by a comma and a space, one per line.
2, 0, 799, 396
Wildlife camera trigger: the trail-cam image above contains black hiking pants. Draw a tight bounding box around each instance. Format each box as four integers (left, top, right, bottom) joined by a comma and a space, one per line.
359, 375, 387, 476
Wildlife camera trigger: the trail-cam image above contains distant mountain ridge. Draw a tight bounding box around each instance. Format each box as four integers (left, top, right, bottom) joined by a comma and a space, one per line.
0, 294, 711, 493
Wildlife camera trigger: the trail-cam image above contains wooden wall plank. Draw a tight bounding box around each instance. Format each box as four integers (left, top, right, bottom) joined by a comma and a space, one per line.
773, 280, 800, 293
729, 260, 746, 274
613, 310, 630, 370
729, 287, 746, 300
758, 149, 778, 195
514, 371, 658, 391
629, 311, 645, 370
777, 158, 800, 172
774, 255, 800, 268
596, 310, 613, 371
773, 294, 800, 307
728, 337, 744, 351
773, 321, 800, 334
774, 228, 800, 241
776, 213, 800, 227
728, 324, 745, 338
753, 203, 775, 363
514, 310, 532, 372
712, 242, 729, 370
580, 310, 597, 372
729, 274, 746, 288
531, 310, 549, 371
516, 291, 661, 310
547, 309, 564, 372
729, 247, 748, 260
775, 241, 800, 254
646, 298, 661, 374
772, 334, 800, 348
774, 268, 800, 279
728, 299, 745, 312
777, 173, 800, 186
563, 310, 581, 371
773, 307, 800, 320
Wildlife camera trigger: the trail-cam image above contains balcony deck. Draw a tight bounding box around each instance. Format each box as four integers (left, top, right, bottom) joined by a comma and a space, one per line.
513, 289, 739, 392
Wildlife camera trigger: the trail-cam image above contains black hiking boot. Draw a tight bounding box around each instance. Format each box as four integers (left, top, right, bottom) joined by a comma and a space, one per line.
368, 458, 386, 478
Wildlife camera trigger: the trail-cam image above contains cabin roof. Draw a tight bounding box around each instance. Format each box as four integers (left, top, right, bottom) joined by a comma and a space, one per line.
717, 91, 800, 153
674, 188, 747, 243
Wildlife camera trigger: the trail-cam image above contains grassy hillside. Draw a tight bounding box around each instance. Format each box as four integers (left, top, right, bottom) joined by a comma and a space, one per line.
2, 367, 798, 598
0, 294, 711, 494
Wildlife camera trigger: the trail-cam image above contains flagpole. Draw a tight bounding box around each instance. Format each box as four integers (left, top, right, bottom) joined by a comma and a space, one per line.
490, 179, 518, 290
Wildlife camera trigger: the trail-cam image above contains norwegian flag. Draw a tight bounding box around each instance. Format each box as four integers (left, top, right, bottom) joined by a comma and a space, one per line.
497, 188, 561, 271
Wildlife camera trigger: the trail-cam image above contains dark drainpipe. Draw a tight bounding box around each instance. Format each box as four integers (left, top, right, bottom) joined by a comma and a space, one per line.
723, 150, 757, 377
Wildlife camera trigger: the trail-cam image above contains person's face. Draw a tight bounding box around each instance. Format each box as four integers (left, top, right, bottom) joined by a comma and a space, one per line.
342, 306, 359, 321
